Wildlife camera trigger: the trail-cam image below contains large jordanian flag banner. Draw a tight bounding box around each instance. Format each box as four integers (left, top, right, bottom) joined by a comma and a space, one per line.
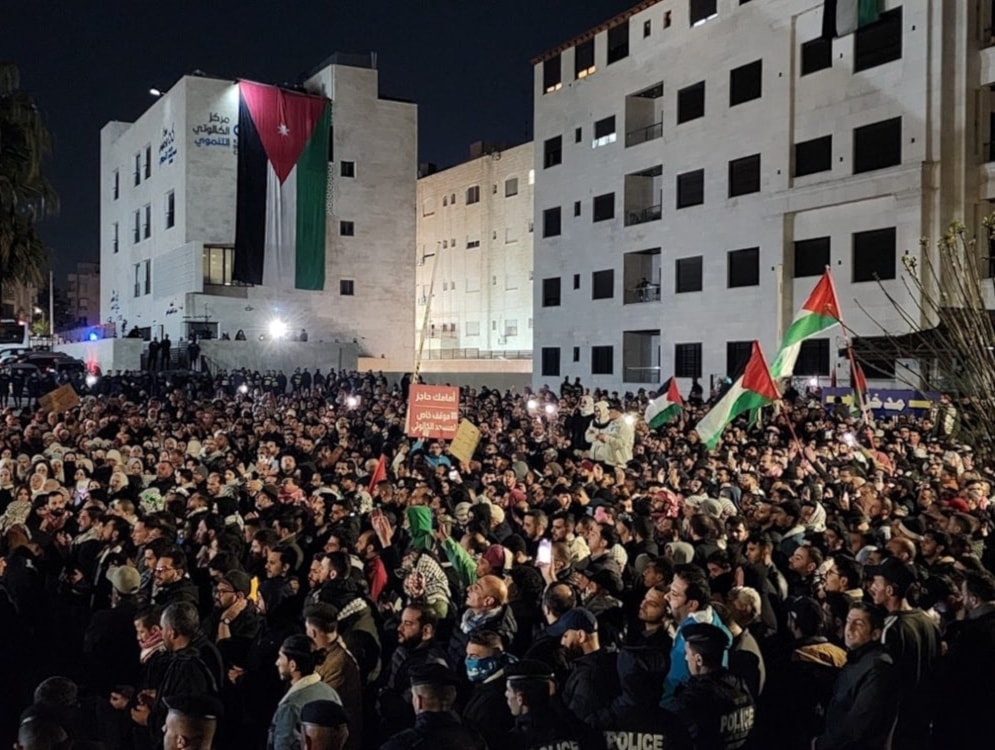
233, 81, 331, 291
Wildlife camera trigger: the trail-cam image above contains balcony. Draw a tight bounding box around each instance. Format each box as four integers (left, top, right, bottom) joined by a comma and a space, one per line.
625, 283, 661, 304
623, 330, 661, 385
626, 121, 663, 148
624, 248, 662, 305
625, 204, 662, 226
624, 366, 662, 384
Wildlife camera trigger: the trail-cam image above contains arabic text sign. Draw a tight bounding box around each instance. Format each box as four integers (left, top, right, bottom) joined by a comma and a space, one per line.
449, 419, 481, 464
407, 385, 460, 439
39, 384, 80, 414
822, 388, 937, 417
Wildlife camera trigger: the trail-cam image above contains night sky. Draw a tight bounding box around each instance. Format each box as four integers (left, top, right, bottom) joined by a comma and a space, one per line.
3, 0, 636, 285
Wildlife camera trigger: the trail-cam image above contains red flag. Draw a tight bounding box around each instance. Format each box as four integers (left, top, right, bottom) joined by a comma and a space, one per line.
368, 454, 387, 495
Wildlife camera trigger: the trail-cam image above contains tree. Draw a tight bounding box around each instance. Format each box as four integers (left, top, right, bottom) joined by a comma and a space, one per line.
0, 62, 58, 310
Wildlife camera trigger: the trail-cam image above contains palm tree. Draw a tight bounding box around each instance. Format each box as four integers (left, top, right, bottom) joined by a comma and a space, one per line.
0, 61, 58, 313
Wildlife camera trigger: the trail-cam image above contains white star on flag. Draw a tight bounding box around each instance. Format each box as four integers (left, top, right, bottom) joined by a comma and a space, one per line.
277, 123, 289, 136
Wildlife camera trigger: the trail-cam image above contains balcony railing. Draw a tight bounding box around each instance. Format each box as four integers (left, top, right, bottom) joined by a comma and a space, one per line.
624, 365, 661, 383
422, 348, 532, 360
625, 204, 662, 226
625, 121, 663, 147
625, 284, 661, 304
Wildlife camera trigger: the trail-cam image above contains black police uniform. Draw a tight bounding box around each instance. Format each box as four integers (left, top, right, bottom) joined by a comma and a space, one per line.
380, 710, 487, 750
673, 669, 754, 750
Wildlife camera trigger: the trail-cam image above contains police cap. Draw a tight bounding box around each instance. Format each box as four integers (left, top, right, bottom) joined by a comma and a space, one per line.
681, 622, 731, 657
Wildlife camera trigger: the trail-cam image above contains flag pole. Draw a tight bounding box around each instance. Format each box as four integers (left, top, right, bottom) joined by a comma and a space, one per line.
412, 248, 442, 386
824, 266, 873, 425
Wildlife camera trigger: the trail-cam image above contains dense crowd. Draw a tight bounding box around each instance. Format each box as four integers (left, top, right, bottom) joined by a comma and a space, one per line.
1, 368, 993, 750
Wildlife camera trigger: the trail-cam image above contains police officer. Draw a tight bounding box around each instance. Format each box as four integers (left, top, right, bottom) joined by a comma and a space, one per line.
503, 659, 589, 750
380, 664, 486, 750
672, 623, 755, 750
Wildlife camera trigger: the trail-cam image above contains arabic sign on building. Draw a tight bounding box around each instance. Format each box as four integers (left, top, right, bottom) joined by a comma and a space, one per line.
821, 388, 938, 417
406, 385, 460, 439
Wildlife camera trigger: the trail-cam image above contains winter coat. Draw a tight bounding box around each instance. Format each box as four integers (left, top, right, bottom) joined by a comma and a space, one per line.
815, 642, 898, 750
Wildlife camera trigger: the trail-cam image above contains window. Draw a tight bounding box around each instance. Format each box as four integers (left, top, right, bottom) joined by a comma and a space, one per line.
592, 269, 615, 299
592, 345, 614, 374
852, 227, 897, 282
593, 193, 615, 222
644, 19, 652, 37
339, 280, 354, 296
728, 247, 760, 287
340, 221, 355, 236
860, 356, 896, 379
677, 82, 705, 124
543, 207, 562, 237
575, 38, 595, 78
730, 60, 762, 105
505, 319, 519, 336
541, 347, 561, 376
801, 37, 832, 75
676, 169, 705, 208
854, 8, 903, 73
573, 346, 580, 362
794, 135, 832, 177
573, 273, 581, 289
544, 136, 562, 168
466, 239, 480, 249
676, 255, 704, 293
593, 116, 617, 147
793, 237, 831, 278
132, 210, 140, 243
442, 195, 448, 207
466, 321, 480, 336
690, 0, 718, 26
144, 145, 152, 179
112, 222, 119, 253
675, 343, 702, 378
143, 259, 151, 295
728, 154, 761, 197
422, 198, 435, 216
112, 169, 119, 200
466, 185, 481, 204
165, 190, 175, 229
202, 245, 244, 287
607, 20, 629, 64
133, 263, 141, 297
340, 161, 355, 177
574, 201, 581, 217
133, 153, 141, 185
726, 341, 753, 378
143, 203, 151, 239
542, 277, 562, 307
543, 55, 562, 93
853, 117, 901, 174
796, 339, 830, 376
574, 127, 582, 144
505, 177, 518, 197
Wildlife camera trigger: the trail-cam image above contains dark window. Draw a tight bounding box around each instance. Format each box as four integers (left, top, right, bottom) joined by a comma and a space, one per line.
573, 273, 581, 289
676, 255, 703, 293
854, 7, 903, 73
726, 341, 753, 378
728, 154, 761, 197
340, 221, 354, 236
340, 279, 354, 296
466, 185, 481, 204
144, 145, 152, 179
340, 161, 355, 177
543, 55, 562, 92
327, 126, 334, 161
852, 227, 896, 282
112, 169, 119, 200
165, 191, 175, 229
607, 21, 630, 64
574, 201, 581, 217
143, 204, 151, 239
853, 117, 901, 173
573, 346, 580, 362
543, 207, 562, 237
505, 178, 518, 197
728, 247, 760, 288
644, 19, 652, 37
594, 116, 616, 139
730, 60, 762, 105
592, 346, 614, 374
592, 269, 615, 299
593, 193, 615, 222
575, 39, 595, 77
690, 0, 718, 26
575, 127, 582, 143
796, 339, 830, 376
675, 343, 702, 378
794, 135, 832, 177
793, 237, 830, 278
541, 347, 561, 376
544, 136, 563, 168
677, 82, 705, 123
801, 37, 832, 75
542, 277, 562, 307
677, 169, 705, 208
860, 356, 896, 379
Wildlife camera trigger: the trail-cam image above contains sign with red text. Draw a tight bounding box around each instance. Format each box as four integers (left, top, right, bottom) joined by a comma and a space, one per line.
406, 385, 460, 439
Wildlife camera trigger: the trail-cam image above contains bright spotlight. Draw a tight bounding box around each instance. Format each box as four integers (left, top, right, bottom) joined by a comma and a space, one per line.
346, 395, 360, 408
85, 374, 98, 388
526, 398, 538, 411
544, 403, 556, 415
268, 319, 287, 340
623, 414, 636, 426
238, 384, 249, 395
87, 331, 99, 342
808, 377, 818, 387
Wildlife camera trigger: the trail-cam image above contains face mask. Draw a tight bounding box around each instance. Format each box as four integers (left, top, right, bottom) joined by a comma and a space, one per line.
465, 655, 502, 683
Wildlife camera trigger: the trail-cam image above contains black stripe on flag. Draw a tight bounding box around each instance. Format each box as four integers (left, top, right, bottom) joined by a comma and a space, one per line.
233, 93, 268, 286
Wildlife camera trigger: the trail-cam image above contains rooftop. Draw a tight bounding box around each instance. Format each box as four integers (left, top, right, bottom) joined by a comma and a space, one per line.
530, 0, 665, 65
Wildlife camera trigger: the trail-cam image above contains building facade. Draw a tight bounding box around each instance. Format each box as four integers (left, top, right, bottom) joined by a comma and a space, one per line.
100, 54, 416, 364
531, 0, 988, 391
67, 261, 100, 327
415, 142, 535, 363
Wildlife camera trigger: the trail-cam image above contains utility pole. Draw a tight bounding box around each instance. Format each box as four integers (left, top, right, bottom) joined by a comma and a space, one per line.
49, 269, 54, 339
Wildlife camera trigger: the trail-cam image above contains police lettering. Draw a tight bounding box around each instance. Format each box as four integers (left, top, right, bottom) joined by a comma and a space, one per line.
719, 706, 755, 735
534, 742, 580, 750
603, 731, 666, 750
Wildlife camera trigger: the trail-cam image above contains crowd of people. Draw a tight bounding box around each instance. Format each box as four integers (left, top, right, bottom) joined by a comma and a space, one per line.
1, 367, 993, 749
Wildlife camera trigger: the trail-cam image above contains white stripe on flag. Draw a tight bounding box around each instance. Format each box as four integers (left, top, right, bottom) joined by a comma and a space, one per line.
262, 164, 297, 291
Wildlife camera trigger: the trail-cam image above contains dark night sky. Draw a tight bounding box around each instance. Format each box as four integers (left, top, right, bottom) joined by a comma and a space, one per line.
2, 0, 636, 285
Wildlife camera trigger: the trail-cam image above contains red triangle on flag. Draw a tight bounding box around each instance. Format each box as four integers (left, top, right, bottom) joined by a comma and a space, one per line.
368, 454, 388, 495
742, 341, 781, 401
666, 377, 683, 406
239, 81, 328, 184
801, 270, 843, 321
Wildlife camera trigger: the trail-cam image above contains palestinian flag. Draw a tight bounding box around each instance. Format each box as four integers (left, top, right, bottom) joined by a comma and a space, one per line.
695, 342, 780, 450
823, 0, 880, 38
233, 81, 331, 291
645, 377, 683, 429
770, 270, 842, 379
850, 354, 869, 419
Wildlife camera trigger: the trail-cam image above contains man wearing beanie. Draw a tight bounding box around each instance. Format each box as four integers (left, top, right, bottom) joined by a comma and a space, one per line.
268, 634, 341, 750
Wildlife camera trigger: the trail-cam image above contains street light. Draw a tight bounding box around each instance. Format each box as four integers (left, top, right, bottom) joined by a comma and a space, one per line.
268, 319, 287, 340
149, 88, 163, 97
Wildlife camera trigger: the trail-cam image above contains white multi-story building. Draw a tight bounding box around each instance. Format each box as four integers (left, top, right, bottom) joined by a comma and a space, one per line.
415, 142, 535, 363
100, 53, 416, 364
67, 261, 100, 327
531, 0, 990, 391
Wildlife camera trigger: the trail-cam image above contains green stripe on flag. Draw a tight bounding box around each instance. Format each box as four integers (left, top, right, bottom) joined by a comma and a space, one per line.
295, 104, 331, 291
